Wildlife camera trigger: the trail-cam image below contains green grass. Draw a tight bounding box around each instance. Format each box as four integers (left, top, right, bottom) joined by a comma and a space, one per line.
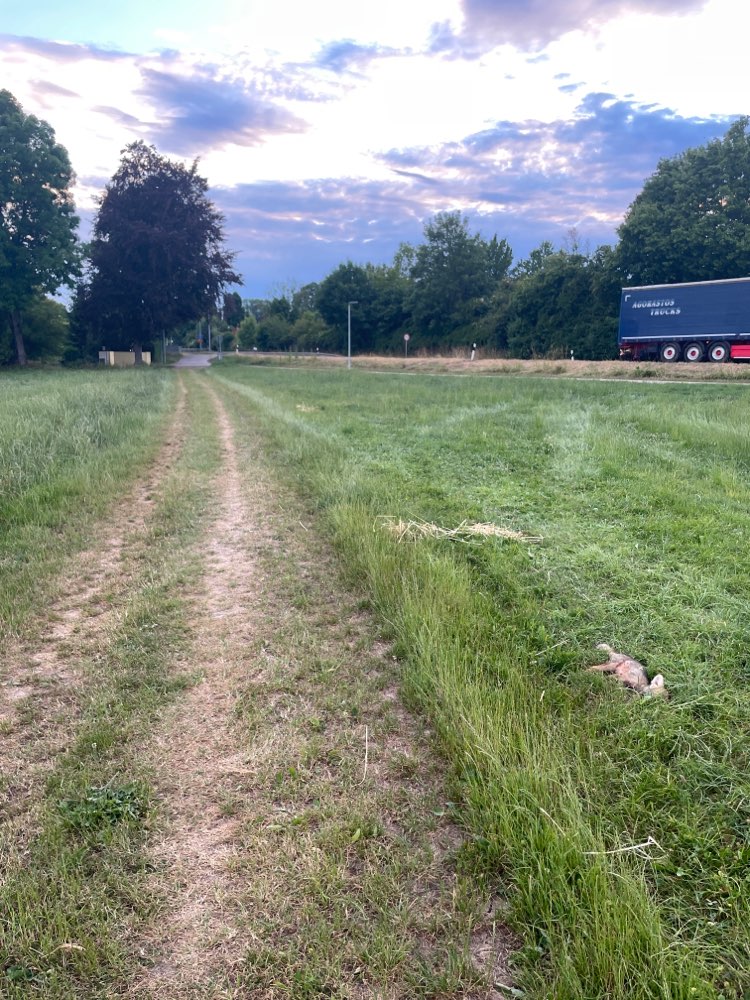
0, 368, 175, 637
211, 362, 750, 999
1, 373, 222, 997
218, 442, 494, 996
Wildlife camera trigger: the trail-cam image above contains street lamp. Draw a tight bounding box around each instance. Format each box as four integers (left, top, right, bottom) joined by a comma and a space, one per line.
347, 301, 358, 370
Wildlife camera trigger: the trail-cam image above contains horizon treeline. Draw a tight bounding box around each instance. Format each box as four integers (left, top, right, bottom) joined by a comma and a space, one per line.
225, 222, 620, 360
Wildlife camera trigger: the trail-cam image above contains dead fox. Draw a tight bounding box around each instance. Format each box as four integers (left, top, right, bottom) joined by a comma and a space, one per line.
590, 643, 666, 697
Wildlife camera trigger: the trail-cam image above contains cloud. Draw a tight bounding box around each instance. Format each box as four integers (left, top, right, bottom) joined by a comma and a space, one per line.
213, 176, 427, 291
374, 97, 733, 234
0, 33, 131, 62
314, 39, 394, 74
431, 0, 709, 53
29, 79, 80, 104
196, 99, 736, 295
135, 67, 309, 155
92, 105, 145, 129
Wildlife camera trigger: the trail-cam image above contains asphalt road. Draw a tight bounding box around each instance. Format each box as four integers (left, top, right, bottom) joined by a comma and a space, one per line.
172, 353, 217, 367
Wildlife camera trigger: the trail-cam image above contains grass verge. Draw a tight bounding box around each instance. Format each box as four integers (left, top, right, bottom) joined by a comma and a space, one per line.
0, 368, 175, 637
1, 374, 221, 997
210, 363, 750, 999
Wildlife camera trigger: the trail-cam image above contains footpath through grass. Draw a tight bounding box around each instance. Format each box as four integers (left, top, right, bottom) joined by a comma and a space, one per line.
213, 360, 750, 999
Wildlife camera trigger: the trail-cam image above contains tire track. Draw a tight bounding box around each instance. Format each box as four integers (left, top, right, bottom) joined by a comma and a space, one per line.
135, 382, 263, 992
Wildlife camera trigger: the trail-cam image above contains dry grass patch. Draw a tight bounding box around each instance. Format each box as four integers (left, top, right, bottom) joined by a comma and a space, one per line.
380, 517, 543, 544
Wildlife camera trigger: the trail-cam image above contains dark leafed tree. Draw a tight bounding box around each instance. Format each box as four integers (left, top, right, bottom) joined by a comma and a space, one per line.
316, 262, 373, 352
618, 117, 750, 285
291, 282, 320, 321
0, 89, 79, 365
496, 245, 619, 360
222, 290, 244, 327
83, 141, 241, 362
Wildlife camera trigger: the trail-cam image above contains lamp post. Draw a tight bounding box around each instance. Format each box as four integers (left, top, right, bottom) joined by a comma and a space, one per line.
347, 301, 358, 370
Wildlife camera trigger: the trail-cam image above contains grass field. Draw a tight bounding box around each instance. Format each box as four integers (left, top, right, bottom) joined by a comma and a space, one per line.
0, 368, 175, 637
2, 361, 749, 998
213, 359, 750, 998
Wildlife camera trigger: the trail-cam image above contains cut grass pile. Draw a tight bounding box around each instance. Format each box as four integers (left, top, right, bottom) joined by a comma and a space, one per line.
0, 368, 174, 636
380, 516, 543, 543
213, 362, 750, 999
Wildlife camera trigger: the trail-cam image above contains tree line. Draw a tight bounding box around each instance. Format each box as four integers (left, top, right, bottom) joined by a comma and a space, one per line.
3, 84, 750, 365
233, 227, 620, 360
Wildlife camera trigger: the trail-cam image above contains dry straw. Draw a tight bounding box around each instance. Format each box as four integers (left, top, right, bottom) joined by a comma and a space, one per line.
379, 516, 543, 543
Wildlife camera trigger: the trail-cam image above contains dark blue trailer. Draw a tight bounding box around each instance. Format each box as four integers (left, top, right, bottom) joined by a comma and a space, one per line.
618, 277, 750, 362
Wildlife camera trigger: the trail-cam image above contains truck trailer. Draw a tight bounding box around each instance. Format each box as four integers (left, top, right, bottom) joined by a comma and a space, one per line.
618, 277, 750, 362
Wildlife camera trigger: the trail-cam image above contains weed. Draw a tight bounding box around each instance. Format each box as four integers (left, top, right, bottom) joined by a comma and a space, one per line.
58, 782, 148, 838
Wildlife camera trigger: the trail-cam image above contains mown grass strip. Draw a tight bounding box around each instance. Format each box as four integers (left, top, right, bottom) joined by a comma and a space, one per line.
0, 369, 175, 637
211, 363, 750, 999
0, 374, 220, 998
211, 394, 512, 998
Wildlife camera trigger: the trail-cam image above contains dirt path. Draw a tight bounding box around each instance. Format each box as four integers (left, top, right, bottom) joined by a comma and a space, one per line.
135, 383, 265, 991
132, 379, 517, 998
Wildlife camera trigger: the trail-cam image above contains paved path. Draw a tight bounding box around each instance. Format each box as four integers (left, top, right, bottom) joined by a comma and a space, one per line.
172, 352, 217, 367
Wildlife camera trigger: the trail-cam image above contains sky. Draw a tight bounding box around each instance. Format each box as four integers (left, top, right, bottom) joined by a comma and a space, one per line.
1, 0, 744, 298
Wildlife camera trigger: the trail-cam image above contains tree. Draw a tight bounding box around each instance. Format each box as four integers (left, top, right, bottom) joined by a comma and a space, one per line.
1, 295, 70, 364
618, 117, 750, 285
0, 90, 79, 365
316, 262, 374, 352
511, 240, 555, 277
222, 291, 244, 327
292, 310, 330, 351
316, 261, 409, 354
291, 283, 320, 321
236, 314, 258, 349
80, 141, 240, 363
407, 212, 512, 345
257, 313, 293, 351
489, 244, 619, 359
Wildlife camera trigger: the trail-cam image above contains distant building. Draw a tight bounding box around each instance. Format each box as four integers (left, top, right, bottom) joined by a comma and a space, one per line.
98, 350, 151, 367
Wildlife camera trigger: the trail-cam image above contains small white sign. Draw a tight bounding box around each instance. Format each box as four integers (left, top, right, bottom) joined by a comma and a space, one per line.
404, 333, 410, 341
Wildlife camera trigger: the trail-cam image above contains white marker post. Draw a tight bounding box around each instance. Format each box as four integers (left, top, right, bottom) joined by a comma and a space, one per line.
404, 332, 410, 359
347, 301, 358, 369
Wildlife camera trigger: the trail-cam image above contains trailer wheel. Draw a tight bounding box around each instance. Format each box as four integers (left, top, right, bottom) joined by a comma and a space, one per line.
684, 342, 705, 362
708, 341, 731, 363
660, 342, 681, 362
